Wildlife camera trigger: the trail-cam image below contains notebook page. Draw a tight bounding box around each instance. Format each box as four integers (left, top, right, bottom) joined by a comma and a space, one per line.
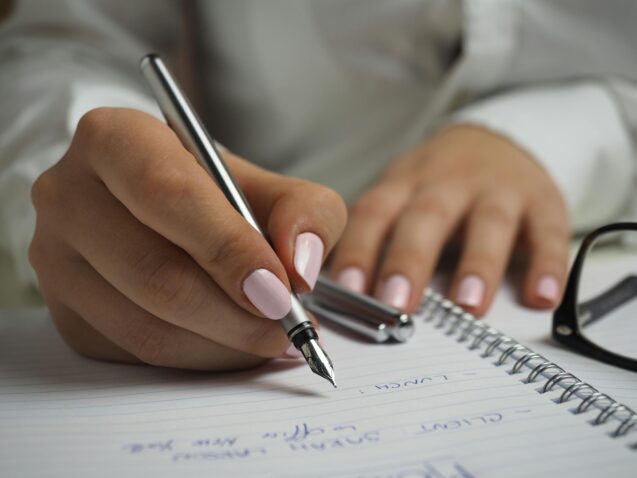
0, 308, 634, 478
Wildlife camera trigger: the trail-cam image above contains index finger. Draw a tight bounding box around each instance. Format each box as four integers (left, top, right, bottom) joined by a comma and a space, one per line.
73, 108, 292, 320
238, 161, 347, 292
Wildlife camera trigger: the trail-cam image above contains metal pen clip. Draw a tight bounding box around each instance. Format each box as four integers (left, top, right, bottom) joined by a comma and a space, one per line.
301, 276, 415, 343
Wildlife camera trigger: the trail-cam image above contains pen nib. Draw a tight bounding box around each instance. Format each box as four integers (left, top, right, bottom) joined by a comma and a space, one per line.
300, 338, 336, 388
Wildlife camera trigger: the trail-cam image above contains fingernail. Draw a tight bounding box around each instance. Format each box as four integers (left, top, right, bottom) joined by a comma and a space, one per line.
284, 343, 304, 359
336, 267, 365, 293
378, 274, 411, 309
294, 232, 324, 290
456, 275, 485, 309
242, 269, 291, 320
536, 275, 560, 304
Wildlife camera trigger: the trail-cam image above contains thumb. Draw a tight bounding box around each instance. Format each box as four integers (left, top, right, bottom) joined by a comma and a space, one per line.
229, 153, 348, 293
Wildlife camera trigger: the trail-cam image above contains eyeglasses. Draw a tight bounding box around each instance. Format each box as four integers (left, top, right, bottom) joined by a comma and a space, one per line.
553, 222, 637, 372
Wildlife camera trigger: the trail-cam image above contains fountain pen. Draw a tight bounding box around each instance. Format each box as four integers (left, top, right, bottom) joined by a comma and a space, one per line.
139, 54, 335, 387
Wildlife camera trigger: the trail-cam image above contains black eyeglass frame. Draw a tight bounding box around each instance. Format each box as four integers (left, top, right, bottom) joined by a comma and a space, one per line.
552, 222, 637, 372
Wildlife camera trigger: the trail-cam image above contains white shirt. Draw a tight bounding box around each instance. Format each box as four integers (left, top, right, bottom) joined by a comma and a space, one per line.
0, 0, 636, 302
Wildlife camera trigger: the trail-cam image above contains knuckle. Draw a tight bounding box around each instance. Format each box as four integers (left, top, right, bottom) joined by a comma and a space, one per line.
409, 195, 454, 223
350, 194, 377, 218
27, 237, 44, 272
474, 202, 516, 228
75, 107, 116, 146
204, 231, 255, 272
134, 163, 190, 209
350, 187, 394, 221
308, 183, 343, 207
30, 169, 60, 213
312, 185, 348, 222
137, 252, 206, 318
27, 244, 63, 298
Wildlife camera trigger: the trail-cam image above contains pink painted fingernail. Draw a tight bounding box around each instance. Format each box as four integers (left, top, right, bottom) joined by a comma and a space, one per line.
336, 267, 365, 293
378, 274, 411, 309
294, 232, 324, 291
536, 275, 560, 304
242, 269, 291, 320
456, 275, 485, 308
284, 343, 304, 359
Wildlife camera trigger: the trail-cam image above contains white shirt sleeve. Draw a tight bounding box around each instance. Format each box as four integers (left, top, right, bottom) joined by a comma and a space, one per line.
0, 0, 162, 288
450, 82, 636, 233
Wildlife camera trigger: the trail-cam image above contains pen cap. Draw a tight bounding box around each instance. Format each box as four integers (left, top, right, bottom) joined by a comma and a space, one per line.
313, 277, 414, 342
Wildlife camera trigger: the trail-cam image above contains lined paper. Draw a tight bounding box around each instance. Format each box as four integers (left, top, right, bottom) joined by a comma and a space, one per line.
1, 306, 635, 477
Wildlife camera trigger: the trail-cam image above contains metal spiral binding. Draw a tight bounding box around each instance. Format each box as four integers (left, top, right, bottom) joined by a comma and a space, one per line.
417, 289, 637, 445
576, 392, 610, 414
541, 372, 579, 394
559, 382, 597, 404
495, 343, 525, 366
510, 352, 542, 374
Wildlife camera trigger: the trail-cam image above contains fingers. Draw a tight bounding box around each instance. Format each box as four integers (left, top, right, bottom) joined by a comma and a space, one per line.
521, 193, 570, 309
329, 180, 414, 293
71, 108, 294, 320
372, 184, 470, 311
232, 156, 348, 292
38, 257, 270, 371
30, 106, 339, 372
449, 190, 523, 316
72, 108, 347, 312
36, 175, 291, 358
326, 125, 570, 318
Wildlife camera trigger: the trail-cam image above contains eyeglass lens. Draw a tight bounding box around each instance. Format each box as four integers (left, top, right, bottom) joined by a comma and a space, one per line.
577, 230, 637, 361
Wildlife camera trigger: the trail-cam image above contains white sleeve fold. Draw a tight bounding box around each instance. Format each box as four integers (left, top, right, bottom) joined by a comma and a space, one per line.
450, 82, 636, 232
0, 0, 161, 289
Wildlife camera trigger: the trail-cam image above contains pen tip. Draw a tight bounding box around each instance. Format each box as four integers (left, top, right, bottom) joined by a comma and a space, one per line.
299, 338, 337, 388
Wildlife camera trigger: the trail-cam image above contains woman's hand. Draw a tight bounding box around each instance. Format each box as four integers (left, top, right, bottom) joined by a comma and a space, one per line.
330, 125, 570, 316
29, 108, 347, 370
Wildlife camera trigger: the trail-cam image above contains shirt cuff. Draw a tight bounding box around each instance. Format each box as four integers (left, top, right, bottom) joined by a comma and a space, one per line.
450, 82, 636, 232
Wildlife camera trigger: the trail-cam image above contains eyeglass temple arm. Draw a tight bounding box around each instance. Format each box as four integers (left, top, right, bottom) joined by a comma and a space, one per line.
578, 275, 637, 327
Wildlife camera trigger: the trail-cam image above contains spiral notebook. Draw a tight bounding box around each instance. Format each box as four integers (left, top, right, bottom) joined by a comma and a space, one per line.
1, 293, 635, 478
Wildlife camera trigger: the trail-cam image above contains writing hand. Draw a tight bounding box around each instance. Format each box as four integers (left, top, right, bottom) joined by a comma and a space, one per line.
29, 108, 346, 370
330, 125, 569, 316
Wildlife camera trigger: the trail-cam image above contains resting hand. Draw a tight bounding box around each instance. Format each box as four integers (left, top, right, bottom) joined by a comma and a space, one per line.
330, 125, 569, 316
29, 108, 346, 370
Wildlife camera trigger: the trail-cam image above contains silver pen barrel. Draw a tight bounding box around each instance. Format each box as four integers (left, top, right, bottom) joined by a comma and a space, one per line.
140, 55, 260, 231
140, 54, 335, 386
